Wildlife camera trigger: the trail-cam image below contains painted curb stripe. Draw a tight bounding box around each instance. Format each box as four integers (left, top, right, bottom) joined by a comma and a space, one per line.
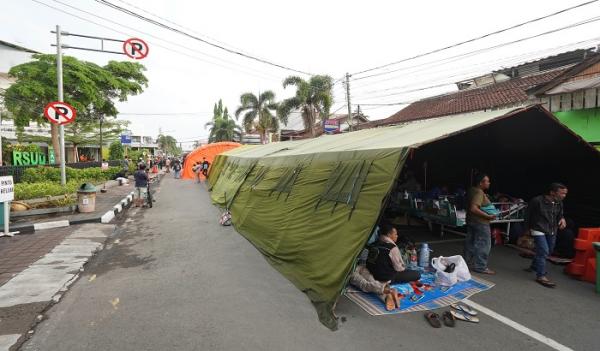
33, 220, 70, 230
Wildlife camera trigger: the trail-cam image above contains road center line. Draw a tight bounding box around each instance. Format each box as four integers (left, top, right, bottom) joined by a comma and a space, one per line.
463, 299, 574, 351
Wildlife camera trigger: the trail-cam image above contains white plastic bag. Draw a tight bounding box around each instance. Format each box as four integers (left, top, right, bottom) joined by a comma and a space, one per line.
432, 257, 458, 287
432, 255, 471, 286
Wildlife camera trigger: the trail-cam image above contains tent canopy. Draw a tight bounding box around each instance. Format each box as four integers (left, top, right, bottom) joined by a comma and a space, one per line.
181, 142, 241, 180
208, 105, 600, 329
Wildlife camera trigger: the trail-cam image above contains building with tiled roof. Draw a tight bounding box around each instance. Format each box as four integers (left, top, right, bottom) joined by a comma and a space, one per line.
373, 48, 598, 126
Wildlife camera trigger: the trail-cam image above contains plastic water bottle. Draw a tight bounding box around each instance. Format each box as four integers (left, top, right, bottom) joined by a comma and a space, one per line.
418, 243, 431, 268
407, 247, 418, 270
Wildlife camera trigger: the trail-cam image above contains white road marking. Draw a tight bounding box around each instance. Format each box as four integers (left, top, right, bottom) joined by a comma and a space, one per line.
463, 299, 574, 351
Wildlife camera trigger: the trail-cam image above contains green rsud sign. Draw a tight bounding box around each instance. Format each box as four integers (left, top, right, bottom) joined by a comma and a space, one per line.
12, 150, 50, 166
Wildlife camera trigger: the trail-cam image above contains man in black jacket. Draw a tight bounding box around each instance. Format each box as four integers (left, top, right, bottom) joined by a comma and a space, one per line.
526, 183, 568, 288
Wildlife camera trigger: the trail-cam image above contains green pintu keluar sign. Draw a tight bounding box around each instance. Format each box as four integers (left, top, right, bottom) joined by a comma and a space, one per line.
12, 149, 55, 166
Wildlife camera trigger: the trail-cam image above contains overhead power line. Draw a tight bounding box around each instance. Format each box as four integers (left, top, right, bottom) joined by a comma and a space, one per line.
351, 42, 600, 101
351, 38, 600, 98
352, 14, 600, 82
94, 0, 313, 76
34, 0, 284, 82
351, 0, 600, 76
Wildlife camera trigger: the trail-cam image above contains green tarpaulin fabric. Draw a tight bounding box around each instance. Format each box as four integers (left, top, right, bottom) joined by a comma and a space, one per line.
209, 107, 524, 329
554, 108, 600, 145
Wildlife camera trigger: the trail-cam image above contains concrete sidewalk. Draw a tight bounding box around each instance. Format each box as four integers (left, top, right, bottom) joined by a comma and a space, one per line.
8, 172, 163, 234
0, 223, 115, 351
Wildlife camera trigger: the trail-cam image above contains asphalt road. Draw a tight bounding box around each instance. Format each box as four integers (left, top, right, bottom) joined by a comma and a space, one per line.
21, 175, 600, 351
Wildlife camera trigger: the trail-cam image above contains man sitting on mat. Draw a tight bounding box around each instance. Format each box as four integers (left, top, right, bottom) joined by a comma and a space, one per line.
349, 264, 399, 311
367, 223, 421, 284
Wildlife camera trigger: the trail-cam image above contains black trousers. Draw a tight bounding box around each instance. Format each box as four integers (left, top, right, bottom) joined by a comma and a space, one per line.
390, 269, 421, 284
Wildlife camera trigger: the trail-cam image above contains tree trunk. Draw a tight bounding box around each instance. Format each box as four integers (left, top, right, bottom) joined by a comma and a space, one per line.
73, 144, 78, 162
309, 107, 316, 138
51, 124, 60, 164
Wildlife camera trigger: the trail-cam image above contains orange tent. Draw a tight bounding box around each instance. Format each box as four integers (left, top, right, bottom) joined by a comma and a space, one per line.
181, 141, 241, 180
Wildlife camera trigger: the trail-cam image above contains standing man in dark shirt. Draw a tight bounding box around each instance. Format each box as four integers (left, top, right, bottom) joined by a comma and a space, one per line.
526, 183, 568, 288
134, 164, 149, 207
201, 157, 210, 177
464, 174, 497, 275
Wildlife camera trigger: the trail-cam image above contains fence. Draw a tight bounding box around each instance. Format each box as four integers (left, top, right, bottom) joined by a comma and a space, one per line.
0, 160, 122, 183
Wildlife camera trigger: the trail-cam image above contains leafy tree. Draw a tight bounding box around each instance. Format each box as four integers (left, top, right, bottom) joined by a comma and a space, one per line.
277, 75, 334, 138
205, 99, 242, 143
3, 54, 148, 163
234, 91, 278, 144
109, 140, 124, 160
157, 134, 180, 155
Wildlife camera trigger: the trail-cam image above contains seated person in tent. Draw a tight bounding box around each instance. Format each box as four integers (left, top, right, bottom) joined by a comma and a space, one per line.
349, 261, 400, 311
367, 223, 421, 284
397, 170, 421, 193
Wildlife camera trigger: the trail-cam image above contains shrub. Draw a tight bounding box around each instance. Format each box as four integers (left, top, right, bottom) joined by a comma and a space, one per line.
109, 141, 124, 160
15, 181, 81, 200
21, 166, 122, 183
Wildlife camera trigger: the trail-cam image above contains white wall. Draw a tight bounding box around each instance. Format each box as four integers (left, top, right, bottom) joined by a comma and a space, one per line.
0, 44, 35, 73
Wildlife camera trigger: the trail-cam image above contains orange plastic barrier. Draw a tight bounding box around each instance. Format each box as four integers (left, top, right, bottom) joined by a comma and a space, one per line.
565, 228, 600, 283
181, 142, 241, 180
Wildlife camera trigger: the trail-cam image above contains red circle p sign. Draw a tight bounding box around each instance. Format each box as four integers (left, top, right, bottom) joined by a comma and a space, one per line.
44, 101, 77, 125
123, 38, 149, 60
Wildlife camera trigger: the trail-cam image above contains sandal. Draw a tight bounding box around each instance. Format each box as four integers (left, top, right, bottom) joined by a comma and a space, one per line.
424, 312, 442, 328
442, 311, 455, 327
385, 294, 396, 311
451, 303, 478, 316
536, 277, 556, 288
390, 288, 400, 309
450, 310, 480, 323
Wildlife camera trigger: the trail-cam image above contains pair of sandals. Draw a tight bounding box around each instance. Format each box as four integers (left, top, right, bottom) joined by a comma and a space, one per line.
425, 304, 480, 328
424, 311, 455, 328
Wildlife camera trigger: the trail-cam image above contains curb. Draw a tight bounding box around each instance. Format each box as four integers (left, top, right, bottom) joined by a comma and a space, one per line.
8, 191, 135, 234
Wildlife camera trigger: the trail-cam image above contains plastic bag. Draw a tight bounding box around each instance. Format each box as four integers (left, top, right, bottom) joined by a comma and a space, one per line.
432, 255, 471, 286
219, 210, 232, 226
432, 257, 458, 287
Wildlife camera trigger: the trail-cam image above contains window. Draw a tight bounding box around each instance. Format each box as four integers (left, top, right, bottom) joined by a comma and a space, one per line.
316, 160, 373, 216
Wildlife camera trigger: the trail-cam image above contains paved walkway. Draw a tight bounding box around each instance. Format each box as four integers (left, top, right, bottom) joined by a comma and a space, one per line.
0, 228, 71, 287
18, 175, 600, 351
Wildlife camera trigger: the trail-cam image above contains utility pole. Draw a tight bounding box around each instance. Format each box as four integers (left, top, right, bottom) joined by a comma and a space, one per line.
98, 115, 104, 161
345, 73, 352, 132
56, 25, 66, 186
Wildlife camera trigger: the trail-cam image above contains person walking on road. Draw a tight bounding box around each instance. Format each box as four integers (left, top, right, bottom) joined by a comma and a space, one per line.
134, 163, 149, 207
525, 183, 568, 288
165, 157, 171, 173
201, 157, 210, 177
173, 159, 182, 179
192, 162, 202, 183
464, 173, 497, 275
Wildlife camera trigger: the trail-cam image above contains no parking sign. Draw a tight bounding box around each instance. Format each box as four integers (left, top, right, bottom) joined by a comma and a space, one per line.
44, 101, 76, 125
123, 38, 149, 59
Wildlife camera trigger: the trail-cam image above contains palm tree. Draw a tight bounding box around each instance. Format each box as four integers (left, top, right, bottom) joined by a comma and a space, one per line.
205, 100, 242, 143
234, 91, 278, 144
277, 75, 334, 138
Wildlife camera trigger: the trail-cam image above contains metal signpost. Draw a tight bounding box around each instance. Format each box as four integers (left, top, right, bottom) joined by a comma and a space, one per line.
0, 176, 17, 237
52, 26, 148, 185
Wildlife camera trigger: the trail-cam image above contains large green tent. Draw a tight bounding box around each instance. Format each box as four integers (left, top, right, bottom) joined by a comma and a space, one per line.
208, 105, 600, 330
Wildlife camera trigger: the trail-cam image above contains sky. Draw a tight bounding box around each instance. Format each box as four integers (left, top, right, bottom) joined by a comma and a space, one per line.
2, 0, 600, 149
